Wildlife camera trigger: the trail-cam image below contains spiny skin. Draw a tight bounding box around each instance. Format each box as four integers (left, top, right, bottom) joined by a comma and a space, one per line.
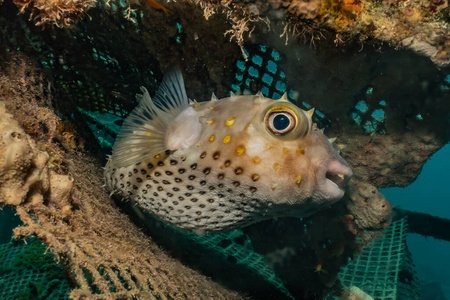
105, 95, 352, 234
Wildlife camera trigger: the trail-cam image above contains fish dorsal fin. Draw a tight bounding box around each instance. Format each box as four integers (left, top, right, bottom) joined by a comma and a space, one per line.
111, 67, 192, 168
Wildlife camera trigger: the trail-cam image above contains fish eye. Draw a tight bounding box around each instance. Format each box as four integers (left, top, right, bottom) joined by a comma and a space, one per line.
266, 111, 296, 135
263, 104, 311, 138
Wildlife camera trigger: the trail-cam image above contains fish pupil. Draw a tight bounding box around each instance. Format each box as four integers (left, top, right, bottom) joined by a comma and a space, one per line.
273, 114, 290, 130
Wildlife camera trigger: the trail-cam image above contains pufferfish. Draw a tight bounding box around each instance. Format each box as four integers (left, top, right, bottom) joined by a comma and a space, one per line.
104, 68, 352, 234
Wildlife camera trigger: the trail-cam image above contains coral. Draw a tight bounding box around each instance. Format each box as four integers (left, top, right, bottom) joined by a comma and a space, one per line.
0, 102, 42, 206
13, 0, 96, 27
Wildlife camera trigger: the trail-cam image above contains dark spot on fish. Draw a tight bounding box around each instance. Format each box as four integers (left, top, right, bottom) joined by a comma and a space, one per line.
227, 189, 233, 193
133, 168, 138, 173
128, 172, 132, 177
239, 193, 245, 199
165, 150, 171, 155
168, 206, 174, 210
224, 160, 231, 167
185, 205, 191, 209
199, 204, 205, 208
146, 175, 152, 180
149, 198, 155, 201
203, 168, 211, 175
146, 184, 152, 189
177, 209, 184, 213
187, 185, 194, 190
190, 163, 197, 170
200, 180, 206, 186
126, 182, 130, 187
233, 181, 240, 187
175, 178, 182, 183
162, 198, 168, 203
152, 179, 159, 184
229, 199, 236, 204
154, 172, 161, 177
162, 180, 171, 185
147, 163, 154, 169
140, 169, 146, 175
142, 189, 147, 194
209, 186, 215, 191
165, 171, 173, 176
213, 151, 220, 160
133, 185, 138, 190
251, 174, 260, 182
250, 187, 257, 193
218, 194, 224, 198
136, 177, 142, 183
167, 192, 173, 197
218, 173, 224, 180
153, 192, 158, 196
120, 183, 124, 188
200, 151, 206, 159
172, 187, 179, 191
170, 160, 178, 165
178, 196, 184, 201
235, 167, 243, 175
210, 208, 217, 212
225, 210, 231, 213
207, 199, 214, 203
185, 193, 192, 197
199, 191, 206, 195
157, 186, 163, 191
188, 175, 196, 180
173, 201, 178, 205
178, 168, 185, 174
127, 191, 132, 196
119, 174, 124, 179
191, 198, 198, 202
196, 211, 202, 216
218, 183, 224, 188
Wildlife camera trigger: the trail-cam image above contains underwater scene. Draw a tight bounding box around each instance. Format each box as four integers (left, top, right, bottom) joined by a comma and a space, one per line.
0, 0, 449, 299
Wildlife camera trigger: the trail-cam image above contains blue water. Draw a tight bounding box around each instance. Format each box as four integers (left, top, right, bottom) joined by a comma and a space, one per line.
381, 143, 450, 299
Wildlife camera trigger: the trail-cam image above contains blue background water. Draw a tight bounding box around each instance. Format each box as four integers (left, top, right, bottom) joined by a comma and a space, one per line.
381, 143, 450, 299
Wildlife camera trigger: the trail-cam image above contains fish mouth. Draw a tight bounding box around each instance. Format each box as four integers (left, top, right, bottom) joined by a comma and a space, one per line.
317, 160, 353, 201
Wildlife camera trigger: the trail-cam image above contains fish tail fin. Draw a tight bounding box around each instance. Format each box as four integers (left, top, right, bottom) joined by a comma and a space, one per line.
110, 67, 189, 168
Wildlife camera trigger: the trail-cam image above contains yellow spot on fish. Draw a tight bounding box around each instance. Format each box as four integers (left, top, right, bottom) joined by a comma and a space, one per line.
273, 163, 281, 171
146, 132, 152, 136
224, 160, 231, 167
223, 135, 231, 143
283, 148, 289, 155
207, 119, 214, 125
246, 124, 251, 131
225, 117, 235, 126
297, 147, 305, 155
193, 100, 200, 108
209, 135, 215, 142
235, 145, 246, 156
294, 173, 302, 186
266, 144, 273, 150
154, 154, 161, 159
196, 143, 202, 147
251, 174, 260, 182
252, 156, 261, 165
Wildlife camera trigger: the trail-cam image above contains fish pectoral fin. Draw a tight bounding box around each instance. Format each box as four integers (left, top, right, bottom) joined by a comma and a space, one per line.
111, 67, 190, 168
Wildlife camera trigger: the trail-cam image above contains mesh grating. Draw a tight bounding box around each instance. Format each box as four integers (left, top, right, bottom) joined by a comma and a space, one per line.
339, 217, 421, 299
0, 237, 70, 300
